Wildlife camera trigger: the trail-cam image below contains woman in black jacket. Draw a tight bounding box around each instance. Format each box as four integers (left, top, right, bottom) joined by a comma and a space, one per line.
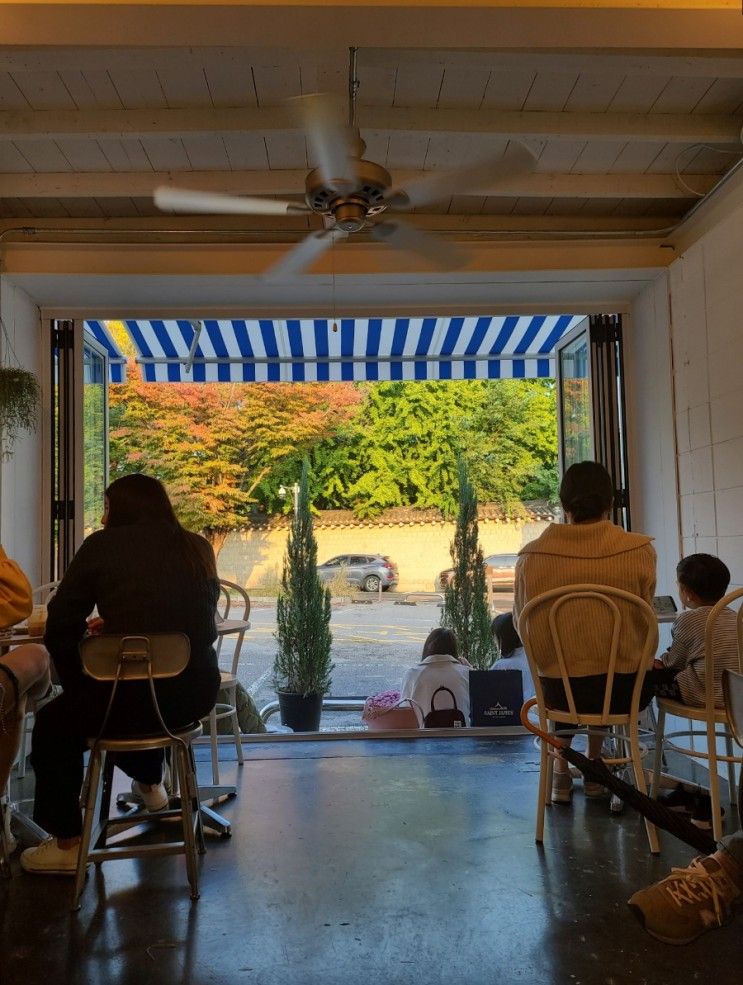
21, 473, 220, 876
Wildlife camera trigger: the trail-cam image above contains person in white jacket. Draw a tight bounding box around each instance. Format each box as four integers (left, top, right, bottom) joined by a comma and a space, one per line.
400, 628, 471, 724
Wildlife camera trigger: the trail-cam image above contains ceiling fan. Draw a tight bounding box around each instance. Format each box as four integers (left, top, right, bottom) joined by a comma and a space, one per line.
153, 48, 537, 279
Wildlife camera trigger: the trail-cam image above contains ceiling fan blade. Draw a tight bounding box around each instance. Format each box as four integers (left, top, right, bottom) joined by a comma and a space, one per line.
371, 220, 468, 270
389, 142, 537, 210
263, 229, 345, 281
294, 93, 358, 192
154, 185, 309, 216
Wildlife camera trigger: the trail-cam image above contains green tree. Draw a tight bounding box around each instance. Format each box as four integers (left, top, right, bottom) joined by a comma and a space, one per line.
273, 461, 333, 696
441, 458, 499, 670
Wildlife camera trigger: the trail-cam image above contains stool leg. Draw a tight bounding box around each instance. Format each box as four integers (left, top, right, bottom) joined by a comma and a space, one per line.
209, 707, 220, 785
189, 743, 206, 855
176, 743, 200, 900
73, 748, 103, 911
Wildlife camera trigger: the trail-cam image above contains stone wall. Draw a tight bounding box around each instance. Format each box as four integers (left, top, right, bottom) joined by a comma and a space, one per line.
217, 509, 554, 593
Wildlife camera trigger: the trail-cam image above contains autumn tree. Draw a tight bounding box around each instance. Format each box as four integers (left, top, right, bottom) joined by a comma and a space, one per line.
109, 365, 362, 554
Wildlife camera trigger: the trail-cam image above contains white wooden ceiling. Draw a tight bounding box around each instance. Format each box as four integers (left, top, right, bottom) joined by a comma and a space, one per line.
1, 44, 742, 237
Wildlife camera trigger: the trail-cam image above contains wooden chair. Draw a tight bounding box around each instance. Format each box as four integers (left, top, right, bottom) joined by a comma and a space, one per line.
201, 580, 251, 784
73, 633, 204, 910
651, 587, 743, 842
519, 584, 659, 853
722, 669, 743, 820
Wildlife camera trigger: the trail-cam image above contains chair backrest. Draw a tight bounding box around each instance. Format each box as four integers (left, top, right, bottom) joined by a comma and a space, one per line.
703, 587, 743, 714
723, 670, 743, 748
518, 583, 658, 724
80, 633, 190, 682
32, 581, 59, 604
217, 579, 251, 624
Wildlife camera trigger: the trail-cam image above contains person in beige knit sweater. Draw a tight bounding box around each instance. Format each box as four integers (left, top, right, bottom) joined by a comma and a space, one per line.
514, 461, 657, 804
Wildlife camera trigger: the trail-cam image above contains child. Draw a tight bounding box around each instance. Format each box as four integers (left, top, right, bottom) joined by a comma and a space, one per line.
652, 553, 738, 708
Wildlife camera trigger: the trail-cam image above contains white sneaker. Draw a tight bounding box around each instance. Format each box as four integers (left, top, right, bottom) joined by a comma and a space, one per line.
20, 837, 79, 875
131, 780, 169, 812
551, 771, 574, 804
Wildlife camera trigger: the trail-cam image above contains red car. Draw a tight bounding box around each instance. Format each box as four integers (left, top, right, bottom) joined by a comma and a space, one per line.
436, 553, 519, 592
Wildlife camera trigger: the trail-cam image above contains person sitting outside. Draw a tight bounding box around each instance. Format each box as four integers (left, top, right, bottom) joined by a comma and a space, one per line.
491, 612, 534, 698
400, 628, 471, 723
514, 460, 656, 804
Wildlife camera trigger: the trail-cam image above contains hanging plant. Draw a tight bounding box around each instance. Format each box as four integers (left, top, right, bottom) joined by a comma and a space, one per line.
0, 366, 40, 458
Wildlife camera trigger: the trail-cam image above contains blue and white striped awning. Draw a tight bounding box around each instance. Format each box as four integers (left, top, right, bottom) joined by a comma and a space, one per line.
120, 315, 584, 383
85, 320, 128, 383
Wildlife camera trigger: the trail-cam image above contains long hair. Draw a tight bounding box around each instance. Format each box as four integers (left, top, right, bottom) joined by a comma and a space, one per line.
422, 627, 458, 661
559, 461, 613, 523
105, 473, 216, 580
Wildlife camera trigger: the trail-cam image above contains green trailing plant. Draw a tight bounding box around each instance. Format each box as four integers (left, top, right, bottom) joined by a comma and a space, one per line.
0, 366, 40, 458
273, 460, 334, 696
441, 457, 499, 670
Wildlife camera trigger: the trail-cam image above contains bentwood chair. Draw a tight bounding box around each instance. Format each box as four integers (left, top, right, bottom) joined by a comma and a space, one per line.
652, 588, 743, 841
73, 633, 204, 910
722, 670, 743, 820
519, 584, 660, 853
201, 580, 250, 784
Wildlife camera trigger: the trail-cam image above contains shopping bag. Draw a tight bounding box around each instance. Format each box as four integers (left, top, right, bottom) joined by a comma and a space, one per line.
468, 669, 524, 727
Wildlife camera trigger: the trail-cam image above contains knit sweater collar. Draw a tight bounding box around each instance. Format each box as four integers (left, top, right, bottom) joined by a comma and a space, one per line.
519, 520, 653, 560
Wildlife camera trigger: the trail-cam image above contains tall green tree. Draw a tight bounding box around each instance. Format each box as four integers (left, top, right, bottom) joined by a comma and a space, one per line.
273, 461, 333, 696
441, 458, 499, 670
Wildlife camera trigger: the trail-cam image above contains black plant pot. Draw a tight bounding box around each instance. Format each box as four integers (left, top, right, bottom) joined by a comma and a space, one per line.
277, 691, 323, 732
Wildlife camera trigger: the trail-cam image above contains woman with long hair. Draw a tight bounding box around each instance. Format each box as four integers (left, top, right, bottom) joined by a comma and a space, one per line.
21, 473, 220, 875
400, 627, 472, 724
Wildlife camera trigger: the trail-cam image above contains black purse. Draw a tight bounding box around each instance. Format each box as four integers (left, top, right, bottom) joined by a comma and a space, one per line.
423, 686, 466, 729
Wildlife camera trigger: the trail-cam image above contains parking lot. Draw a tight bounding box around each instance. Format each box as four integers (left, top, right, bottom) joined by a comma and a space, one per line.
230, 593, 515, 731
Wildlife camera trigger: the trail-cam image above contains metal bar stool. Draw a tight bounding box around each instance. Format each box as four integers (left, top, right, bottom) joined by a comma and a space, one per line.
73, 633, 205, 911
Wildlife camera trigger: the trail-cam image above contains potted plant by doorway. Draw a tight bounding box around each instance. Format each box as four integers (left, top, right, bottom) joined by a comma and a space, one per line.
272, 460, 334, 731
0, 365, 40, 459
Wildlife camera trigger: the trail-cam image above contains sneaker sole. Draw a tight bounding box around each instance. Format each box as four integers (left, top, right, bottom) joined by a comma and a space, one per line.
627, 901, 730, 946
20, 863, 78, 876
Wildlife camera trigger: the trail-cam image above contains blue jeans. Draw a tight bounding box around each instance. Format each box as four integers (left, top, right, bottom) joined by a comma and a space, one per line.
719, 830, 743, 867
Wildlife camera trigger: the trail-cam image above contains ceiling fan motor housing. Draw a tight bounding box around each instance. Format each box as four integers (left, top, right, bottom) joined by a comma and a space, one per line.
305, 159, 392, 231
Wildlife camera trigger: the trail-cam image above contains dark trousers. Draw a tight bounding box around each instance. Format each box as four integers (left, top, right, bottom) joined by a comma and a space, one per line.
31, 673, 218, 839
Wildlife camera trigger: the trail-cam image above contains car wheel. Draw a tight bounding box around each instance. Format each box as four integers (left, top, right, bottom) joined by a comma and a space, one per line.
363, 575, 381, 593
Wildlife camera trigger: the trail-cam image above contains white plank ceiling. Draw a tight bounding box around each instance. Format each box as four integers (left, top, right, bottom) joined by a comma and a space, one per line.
0, 46, 742, 231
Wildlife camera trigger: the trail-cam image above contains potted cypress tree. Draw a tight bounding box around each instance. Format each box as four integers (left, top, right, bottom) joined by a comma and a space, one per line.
441, 457, 498, 670
273, 460, 334, 731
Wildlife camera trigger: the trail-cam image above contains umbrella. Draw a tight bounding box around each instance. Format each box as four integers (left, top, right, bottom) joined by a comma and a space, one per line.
520, 698, 716, 854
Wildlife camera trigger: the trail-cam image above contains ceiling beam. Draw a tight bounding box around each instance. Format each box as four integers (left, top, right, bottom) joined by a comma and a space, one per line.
0, 107, 739, 145
0, 169, 715, 199
0, 45, 742, 79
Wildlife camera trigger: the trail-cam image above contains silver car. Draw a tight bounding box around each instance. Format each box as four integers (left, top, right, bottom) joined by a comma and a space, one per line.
316, 554, 398, 593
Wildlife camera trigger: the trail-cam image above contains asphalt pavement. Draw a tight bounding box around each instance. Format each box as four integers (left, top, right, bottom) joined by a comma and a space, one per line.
225, 592, 515, 731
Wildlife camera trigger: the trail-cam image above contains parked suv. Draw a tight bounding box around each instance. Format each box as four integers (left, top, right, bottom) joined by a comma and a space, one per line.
436, 553, 519, 592
317, 554, 399, 593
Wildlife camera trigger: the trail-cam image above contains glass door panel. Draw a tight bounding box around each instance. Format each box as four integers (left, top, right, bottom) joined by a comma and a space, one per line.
82, 337, 108, 537
557, 320, 592, 472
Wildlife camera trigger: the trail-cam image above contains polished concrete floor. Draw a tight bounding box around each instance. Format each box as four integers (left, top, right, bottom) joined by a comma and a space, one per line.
1, 735, 740, 985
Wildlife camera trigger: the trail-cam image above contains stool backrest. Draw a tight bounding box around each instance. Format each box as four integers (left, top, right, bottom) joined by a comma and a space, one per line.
80, 633, 190, 681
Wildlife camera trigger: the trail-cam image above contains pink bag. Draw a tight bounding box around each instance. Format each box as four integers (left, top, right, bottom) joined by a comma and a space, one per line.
363, 697, 423, 731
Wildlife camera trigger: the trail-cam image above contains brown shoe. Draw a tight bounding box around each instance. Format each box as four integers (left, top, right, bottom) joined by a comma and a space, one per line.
628, 855, 741, 945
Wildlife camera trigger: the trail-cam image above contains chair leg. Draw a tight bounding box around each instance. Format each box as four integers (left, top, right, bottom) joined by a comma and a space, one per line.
209, 707, 220, 785
650, 704, 666, 800
176, 743, 200, 900
535, 735, 550, 844
15, 713, 31, 779
630, 721, 660, 854
724, 733, 737, 809
231, 704, 244, 767
707, 720, 724, 842
73, 748, 103, 911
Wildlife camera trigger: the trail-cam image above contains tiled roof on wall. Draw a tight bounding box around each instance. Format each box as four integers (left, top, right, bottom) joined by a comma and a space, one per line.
246, 500, 558, 530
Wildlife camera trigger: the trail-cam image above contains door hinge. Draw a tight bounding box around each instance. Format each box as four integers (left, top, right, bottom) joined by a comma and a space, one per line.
53, 499, 74, 521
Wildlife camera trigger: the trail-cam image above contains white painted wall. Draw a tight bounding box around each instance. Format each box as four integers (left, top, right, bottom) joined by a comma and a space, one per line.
626, 272, 680, 604
668, 206, 743, 590
0, 278, 44, 584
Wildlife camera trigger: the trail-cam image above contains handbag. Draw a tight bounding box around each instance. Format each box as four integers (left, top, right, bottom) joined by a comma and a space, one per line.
423, 686, 466, 729
364, 697, 422, 731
